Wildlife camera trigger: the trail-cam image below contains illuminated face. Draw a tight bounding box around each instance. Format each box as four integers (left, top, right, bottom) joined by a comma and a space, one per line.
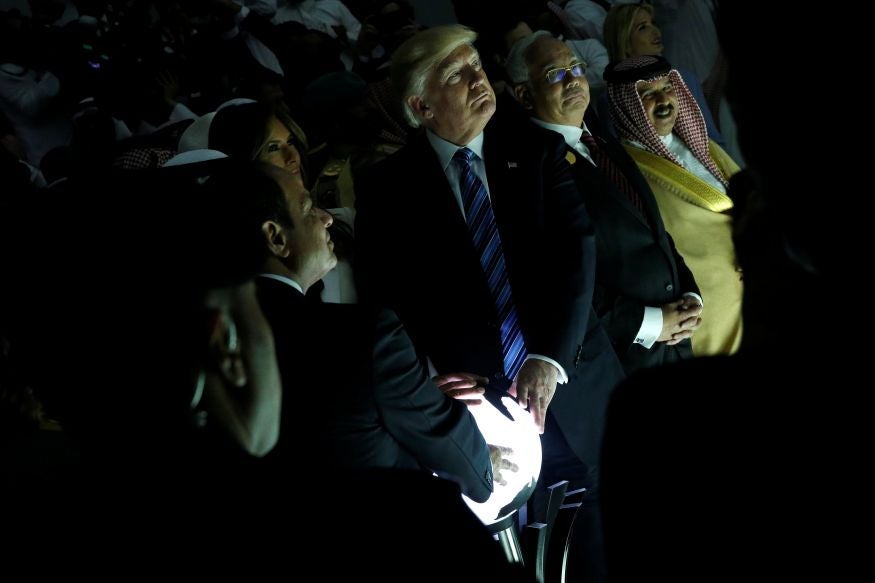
275, 169, 337, 289
637, 76, 677, 136
628, 8, 663, 58
417, 43, 496, 145
523, 36, 589, 127
258, 116, 302, 176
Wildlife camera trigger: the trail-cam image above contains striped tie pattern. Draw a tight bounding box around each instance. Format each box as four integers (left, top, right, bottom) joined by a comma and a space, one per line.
580, 132, 646, 217
454, 147, 528, 380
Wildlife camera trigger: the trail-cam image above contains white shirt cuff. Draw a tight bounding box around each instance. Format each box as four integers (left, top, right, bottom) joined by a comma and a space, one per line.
683, 292, 703, 306
635, 306, 663, 349
525, 354, 568, 384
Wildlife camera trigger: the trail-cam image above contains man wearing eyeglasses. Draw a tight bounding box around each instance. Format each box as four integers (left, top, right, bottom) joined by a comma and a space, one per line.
506, 31, 702, 374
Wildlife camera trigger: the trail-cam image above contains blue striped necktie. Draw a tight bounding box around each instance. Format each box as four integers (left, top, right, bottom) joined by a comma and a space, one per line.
454, 147, 528, 380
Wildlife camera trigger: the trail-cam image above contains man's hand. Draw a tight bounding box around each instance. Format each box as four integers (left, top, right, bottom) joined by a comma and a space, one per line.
509, 360, 558, 434
432, 372, 487, 405
488, 444, 518, 487
658, 299, 703, 345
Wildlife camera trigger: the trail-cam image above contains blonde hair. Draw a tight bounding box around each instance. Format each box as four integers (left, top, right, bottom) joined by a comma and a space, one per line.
391, 25, 478, 127
603, 3, 655, 62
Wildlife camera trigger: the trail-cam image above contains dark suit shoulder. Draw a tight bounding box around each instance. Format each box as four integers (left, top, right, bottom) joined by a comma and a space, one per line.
488, 110, 568, 159
355, 131, 438, 209
255, 276, 304, 311
358, 131, 430, 181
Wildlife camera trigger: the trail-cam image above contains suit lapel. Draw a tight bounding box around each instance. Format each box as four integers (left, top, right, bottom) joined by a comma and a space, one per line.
482, 126, 531, 230
600, 136, 665, 232
407, 134, 496, 305
593, 137, 684, 278
584, 112, 663, 232
586, 135, 654, 230
409, 134, 471, 238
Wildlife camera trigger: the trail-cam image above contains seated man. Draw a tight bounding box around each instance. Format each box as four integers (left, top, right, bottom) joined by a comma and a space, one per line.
505, 31, 702, 374
238, 161, 506, 502
355, 25, 625, 582
599, 6, 853, 579
605, 55, 743, 356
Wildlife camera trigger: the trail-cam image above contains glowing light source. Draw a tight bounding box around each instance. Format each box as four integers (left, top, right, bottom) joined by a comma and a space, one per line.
463, 396, 542, 526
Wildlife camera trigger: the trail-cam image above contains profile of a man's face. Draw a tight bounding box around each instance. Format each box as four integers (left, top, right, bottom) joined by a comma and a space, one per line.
268, 167, 338, 285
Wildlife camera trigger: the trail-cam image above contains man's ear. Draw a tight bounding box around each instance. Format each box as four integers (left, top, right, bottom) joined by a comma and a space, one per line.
262, 220, 290, 258
408, 95, 433, 120
514, 84, 533, 109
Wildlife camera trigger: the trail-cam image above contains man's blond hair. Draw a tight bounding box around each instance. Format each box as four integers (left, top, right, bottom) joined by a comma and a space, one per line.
391, 25, 479, 127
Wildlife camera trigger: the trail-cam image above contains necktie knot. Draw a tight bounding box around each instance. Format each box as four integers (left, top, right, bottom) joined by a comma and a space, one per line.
580, 132, 598, 151
454, 147, 476, 165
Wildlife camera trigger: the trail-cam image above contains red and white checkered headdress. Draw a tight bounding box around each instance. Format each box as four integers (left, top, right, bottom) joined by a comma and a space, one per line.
605, 55, 727, 187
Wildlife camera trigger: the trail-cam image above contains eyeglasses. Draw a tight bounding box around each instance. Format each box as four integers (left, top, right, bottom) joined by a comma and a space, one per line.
545, 63, 586, 84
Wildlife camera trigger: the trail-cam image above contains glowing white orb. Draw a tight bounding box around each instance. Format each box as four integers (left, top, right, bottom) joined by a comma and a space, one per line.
463, 396, 542, 525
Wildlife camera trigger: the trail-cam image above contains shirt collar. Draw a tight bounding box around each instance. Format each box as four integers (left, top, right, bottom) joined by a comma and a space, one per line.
258, 273, 304, 294
531, 118, 588, 150
426, 130, 486, 171
628, 131, 674, 153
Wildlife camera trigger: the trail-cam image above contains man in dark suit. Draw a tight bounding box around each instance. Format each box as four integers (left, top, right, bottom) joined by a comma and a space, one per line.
505, 31, 702, 374
240, 161, 497, 503
354, 26, 624, 581
355, 24, 624, 471
599, 6, 859, 580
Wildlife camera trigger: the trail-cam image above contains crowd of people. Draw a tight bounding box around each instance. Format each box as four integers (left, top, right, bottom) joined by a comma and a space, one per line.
2, 1, 840, 581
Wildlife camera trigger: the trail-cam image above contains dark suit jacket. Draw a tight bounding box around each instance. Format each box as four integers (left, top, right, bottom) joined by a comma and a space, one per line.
547, 112, 698, 373
255, 276, 493, 502
355, 112, 624, 468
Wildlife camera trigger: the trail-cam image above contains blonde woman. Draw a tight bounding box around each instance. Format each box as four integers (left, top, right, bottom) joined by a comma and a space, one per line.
598, 2, 724, 147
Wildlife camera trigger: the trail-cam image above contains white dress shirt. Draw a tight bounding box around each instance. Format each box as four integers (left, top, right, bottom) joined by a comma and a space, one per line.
531, 118, 595, 165
259, 253, 357, 305
426, 130, 491, 217
258, 273, 304, 294
425, 130, 568, 383
658, 132, 727, 193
